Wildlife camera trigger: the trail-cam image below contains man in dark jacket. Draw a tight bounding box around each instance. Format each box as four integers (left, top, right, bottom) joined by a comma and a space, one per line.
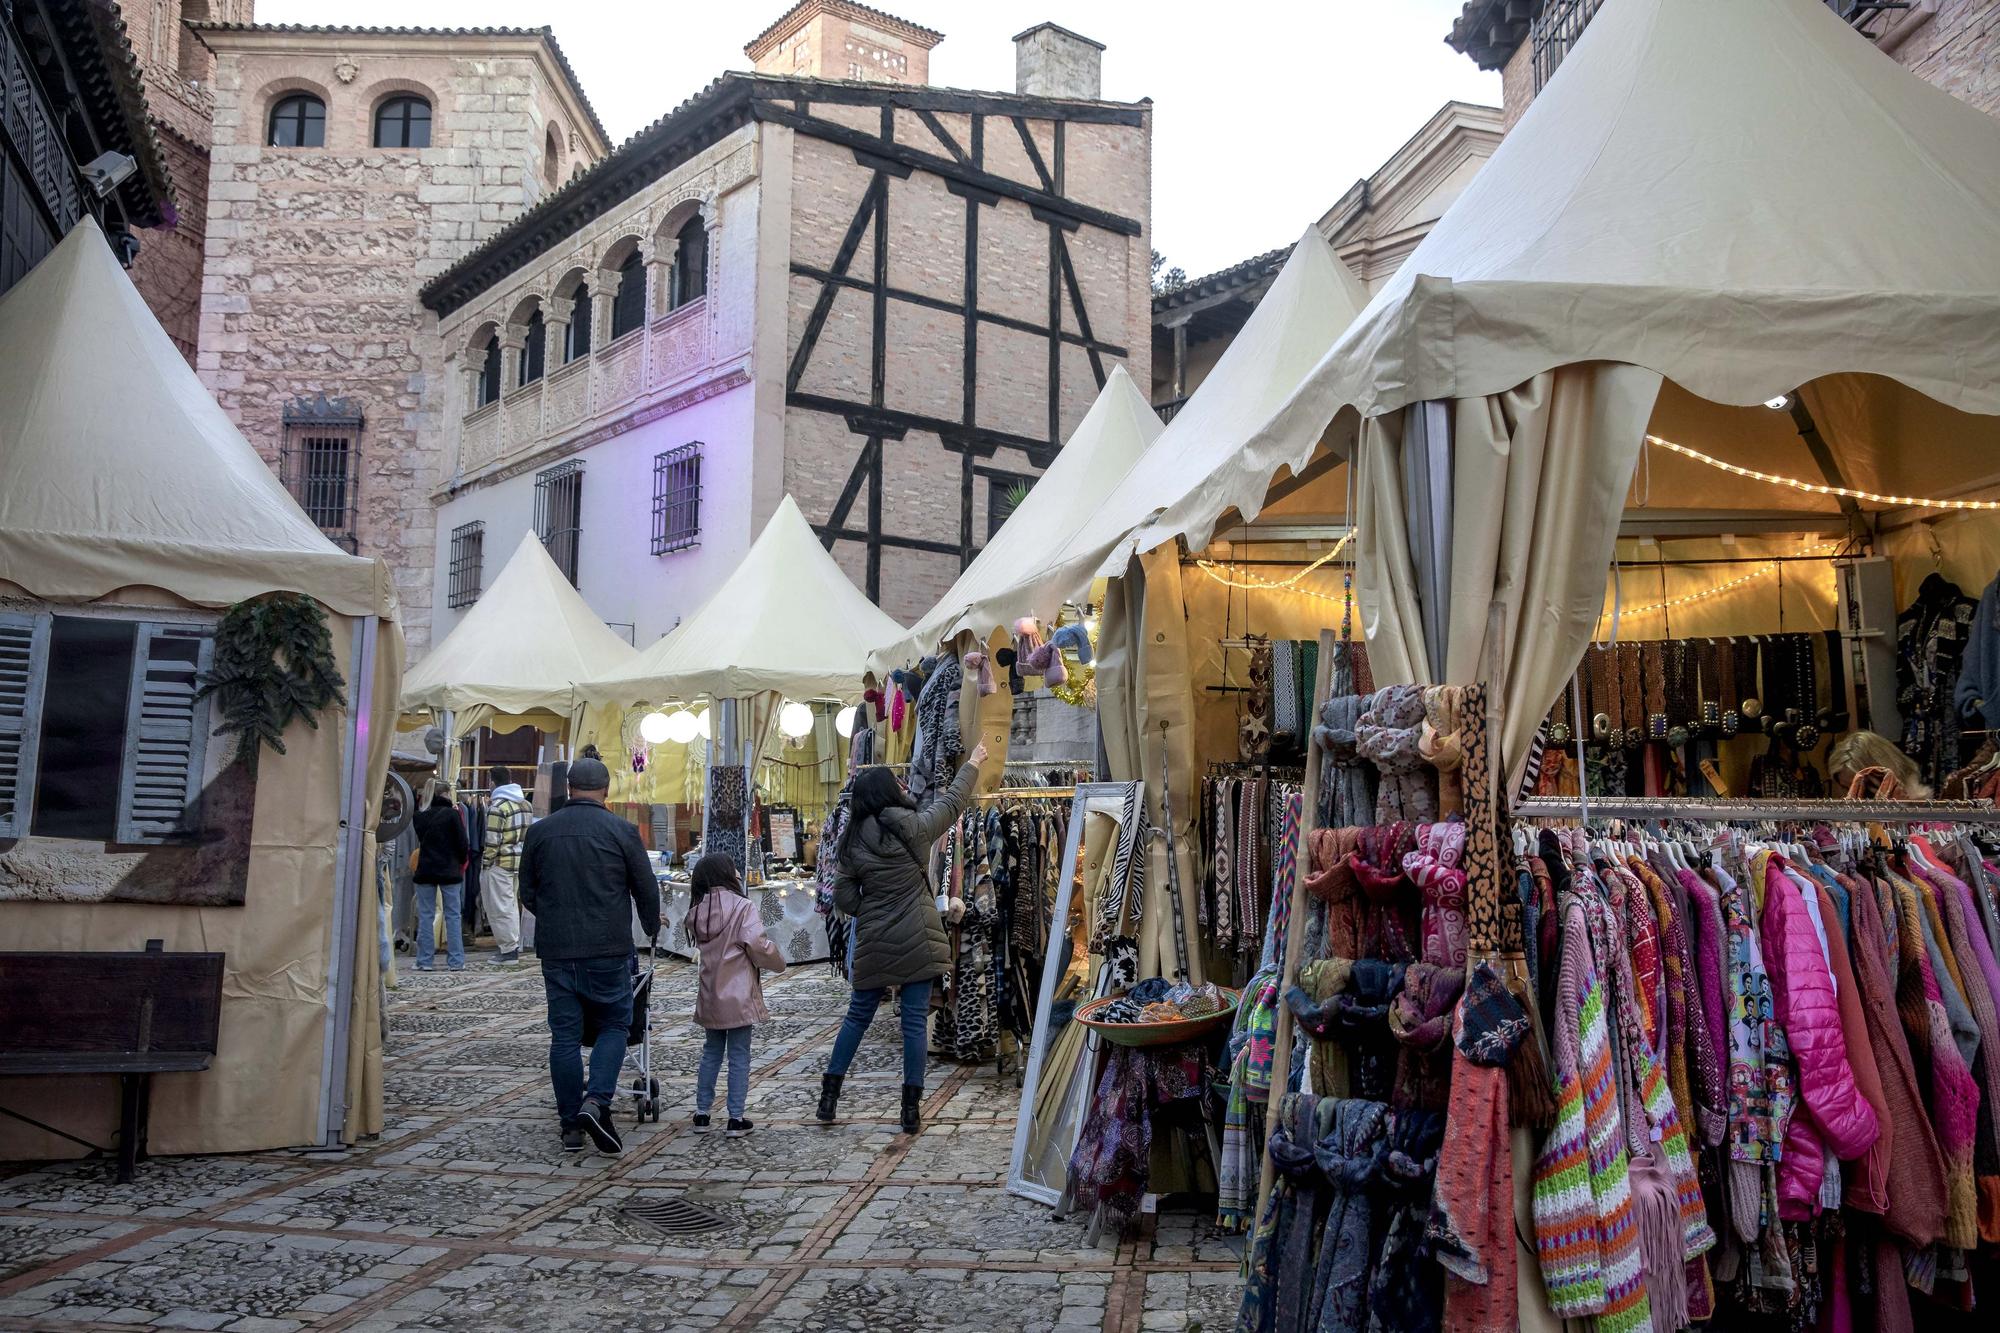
410, 783, 470, 972
520, 757, 660, 1154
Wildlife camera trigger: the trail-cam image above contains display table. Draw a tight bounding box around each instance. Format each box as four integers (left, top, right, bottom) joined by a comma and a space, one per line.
652, 874, 830, 966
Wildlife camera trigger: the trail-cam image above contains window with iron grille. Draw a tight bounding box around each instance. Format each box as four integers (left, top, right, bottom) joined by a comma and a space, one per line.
448, 521, 484, 609
280, 394, 362, 552
1531, 0, 1605, 93
535, 461, 584, 586
652, 444, 702, 556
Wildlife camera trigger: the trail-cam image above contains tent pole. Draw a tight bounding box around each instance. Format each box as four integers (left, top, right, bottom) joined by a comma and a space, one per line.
319, 612, 378, 1147
1404, 399, 1454, 681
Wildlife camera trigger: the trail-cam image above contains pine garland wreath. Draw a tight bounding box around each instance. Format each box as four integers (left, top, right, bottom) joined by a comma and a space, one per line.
195, 593, 348, 765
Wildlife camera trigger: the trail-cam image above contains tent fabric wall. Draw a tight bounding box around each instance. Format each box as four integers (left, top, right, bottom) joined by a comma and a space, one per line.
1357, 365, 1662, 781
0, 610, 399, 1157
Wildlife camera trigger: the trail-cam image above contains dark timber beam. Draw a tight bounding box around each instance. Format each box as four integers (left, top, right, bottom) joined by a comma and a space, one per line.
789, 392, 1056, 466
814, 527, 964, 558
752, 102, 1142, 237
788, 264, 1129, 357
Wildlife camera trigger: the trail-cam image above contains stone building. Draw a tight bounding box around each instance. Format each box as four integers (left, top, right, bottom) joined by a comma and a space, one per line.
186, 22, 609, 653
1447, 0, 1999, 129
1153, 101, 1502, 408
417, 13, 1151, 651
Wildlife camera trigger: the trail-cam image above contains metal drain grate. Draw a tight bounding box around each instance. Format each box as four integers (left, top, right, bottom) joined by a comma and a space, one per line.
615, 1196, 729, 1236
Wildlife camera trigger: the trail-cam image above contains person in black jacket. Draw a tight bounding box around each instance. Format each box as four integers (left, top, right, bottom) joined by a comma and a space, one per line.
410, 783, 470, 972
519, 756, 661, 1154
821, 743, 986, 1133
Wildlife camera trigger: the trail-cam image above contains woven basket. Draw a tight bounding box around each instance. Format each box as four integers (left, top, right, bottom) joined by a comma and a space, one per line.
1075, 987, 1242, 1048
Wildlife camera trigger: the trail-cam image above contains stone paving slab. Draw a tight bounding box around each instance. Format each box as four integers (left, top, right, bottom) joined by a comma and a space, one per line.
346, 1256, 756, 1333
759, 1267, 1114, 1332
0, 1157, 306, 1220
0, 1227, 446, 1327
628, 1121, 896, 1184
371, 1116, 627, 1178
215, 1168, 572, 1239
381, 1067, 532, 1113
819, 1183, 1110, 1266
887, 1121, 1018, 1184
510, 1181, 846, 1262
0, 1216, 141, 1284
1140, 1270, 1240, 1332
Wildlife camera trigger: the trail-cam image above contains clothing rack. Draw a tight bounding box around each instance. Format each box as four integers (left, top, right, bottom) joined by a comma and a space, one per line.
1512, 795, 2000, 825
977, 786, 1078, 801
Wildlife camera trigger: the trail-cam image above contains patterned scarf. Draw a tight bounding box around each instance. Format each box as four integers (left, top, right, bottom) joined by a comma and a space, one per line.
1354, 684, 1436, 823
1092, 782, 1147, 949
907, 652, 963, 800
1304, 1098, 1391, 1333
1365, 1109, 1447, 1333
1314, 694, 1377, 828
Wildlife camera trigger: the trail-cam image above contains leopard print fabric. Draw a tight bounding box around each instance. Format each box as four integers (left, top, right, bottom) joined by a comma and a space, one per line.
1457, 684, 1505, 957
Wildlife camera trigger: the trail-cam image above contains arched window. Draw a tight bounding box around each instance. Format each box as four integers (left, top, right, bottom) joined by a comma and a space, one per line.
517, 310, 546, 387
564, 287, 592, 361
543, 127, 562, 190
374, 96, 432, 149
609, 250, 646, 340
475, 335, 501, 409
268, 93, 326, 148
670, 215, 708, 309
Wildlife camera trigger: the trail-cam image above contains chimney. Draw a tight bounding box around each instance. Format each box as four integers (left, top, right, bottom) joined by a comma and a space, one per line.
1013, 22, 1104, 100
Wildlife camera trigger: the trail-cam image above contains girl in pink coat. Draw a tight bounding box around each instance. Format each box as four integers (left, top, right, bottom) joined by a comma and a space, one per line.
687, 853, 786, 1137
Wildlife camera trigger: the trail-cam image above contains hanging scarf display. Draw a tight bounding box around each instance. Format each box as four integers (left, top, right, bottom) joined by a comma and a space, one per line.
907, 652, 963, 800
1354, 684, 1437, 822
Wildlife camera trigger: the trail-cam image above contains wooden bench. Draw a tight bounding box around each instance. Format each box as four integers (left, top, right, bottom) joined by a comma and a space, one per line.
0, 942, 225, 1181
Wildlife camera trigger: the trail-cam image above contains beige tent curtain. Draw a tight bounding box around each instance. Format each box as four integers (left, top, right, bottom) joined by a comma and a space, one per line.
1094, 546, 1205, 986
1357, 365, 1664, 782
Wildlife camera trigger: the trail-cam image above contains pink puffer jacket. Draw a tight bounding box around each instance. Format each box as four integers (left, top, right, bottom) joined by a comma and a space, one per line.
1762, 860, 1879, 1218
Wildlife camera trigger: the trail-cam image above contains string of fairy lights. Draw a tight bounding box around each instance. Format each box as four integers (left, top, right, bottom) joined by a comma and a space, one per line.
1183, 434, 1997, 617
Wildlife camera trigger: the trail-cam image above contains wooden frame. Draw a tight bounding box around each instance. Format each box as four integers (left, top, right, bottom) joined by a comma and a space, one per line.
1006, 780, 1140, 1207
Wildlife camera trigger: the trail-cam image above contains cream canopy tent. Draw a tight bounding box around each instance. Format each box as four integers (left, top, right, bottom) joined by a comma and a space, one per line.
949, 227, 1372, 636
867, 365, 1163, 676
0, 218, 402, 1155
400, 531, 639, 723
1122, 0, 2000, 775
580, 494, 906, 706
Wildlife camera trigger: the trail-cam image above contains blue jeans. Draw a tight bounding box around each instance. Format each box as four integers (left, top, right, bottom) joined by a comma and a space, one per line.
697, 1026, 754, 1120
413, 880, 465, 969
827, 979, 932, 1086
541, 956, 633, 1123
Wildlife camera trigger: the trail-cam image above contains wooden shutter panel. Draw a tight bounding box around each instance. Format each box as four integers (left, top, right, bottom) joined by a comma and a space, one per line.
0, 612, 52, 839
115, 623, 216, 845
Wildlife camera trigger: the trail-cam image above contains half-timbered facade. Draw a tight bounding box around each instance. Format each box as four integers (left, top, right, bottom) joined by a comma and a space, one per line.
418, 21, 1150, 645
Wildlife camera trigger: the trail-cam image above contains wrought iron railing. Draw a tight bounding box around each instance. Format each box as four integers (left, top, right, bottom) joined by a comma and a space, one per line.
1155, 397, 1189, 425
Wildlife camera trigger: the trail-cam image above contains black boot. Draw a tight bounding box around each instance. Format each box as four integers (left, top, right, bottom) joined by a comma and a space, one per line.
900, 1082, 923, 1134
816, 1073, 843, 1124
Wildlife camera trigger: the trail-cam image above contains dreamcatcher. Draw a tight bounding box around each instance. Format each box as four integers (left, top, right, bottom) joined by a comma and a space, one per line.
619, 710, 652, 774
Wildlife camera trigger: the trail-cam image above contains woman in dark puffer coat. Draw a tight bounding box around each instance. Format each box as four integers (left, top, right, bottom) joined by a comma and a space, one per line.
820, 743, 986, 1132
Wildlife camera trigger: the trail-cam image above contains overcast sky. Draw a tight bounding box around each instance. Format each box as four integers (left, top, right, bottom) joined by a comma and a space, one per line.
259, 0, 1499, 278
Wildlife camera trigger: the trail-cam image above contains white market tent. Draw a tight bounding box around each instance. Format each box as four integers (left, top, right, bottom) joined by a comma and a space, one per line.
0, 218, 403, 1155
949, 227, 1374, 644
581, 494, 906, 707
867, 365, 1163, 676
1114, 0, 2000, 775
400, 531, 639, 728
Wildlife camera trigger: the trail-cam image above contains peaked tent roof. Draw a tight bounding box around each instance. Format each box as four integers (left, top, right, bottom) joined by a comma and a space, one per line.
400, 533, 640, 716
869, 366, 1163, 674
954, 228, 1371, 626
579, 495, 906, 705
0, 218, 393, 618
1300, 0, 2000, 428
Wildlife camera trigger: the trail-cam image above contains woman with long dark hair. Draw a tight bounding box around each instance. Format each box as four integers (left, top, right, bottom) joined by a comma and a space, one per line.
820, 741, 987, 1132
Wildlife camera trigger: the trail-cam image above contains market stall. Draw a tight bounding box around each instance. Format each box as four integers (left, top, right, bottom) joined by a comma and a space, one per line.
0, 219, 404, 1158
578, 495, 905, 961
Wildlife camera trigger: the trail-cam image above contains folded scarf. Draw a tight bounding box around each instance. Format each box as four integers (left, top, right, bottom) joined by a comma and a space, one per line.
1365, 1109, 1447, 1333
1315, 695, 1378, 829
1305, 1098, 1390, 1333
1355, 684, 1437, 823
1389, 962, 1465, 1112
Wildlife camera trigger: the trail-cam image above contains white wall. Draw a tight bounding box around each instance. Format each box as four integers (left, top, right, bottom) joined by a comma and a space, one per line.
430, 379, 756, 651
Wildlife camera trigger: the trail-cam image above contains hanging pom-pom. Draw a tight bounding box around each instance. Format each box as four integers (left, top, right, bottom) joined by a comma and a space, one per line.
964, 650, 996, 696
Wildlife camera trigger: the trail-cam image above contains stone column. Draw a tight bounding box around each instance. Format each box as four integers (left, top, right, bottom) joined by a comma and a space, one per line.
647, 237, 677, 314
546, 313, 572, 368
501, 324, 529, 393
593, 268, 621, 346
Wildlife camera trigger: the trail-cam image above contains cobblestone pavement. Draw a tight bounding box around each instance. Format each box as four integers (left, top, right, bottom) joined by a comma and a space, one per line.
0, 955, 1242, 1331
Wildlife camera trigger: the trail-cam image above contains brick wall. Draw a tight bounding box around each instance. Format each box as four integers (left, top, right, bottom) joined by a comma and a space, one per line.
196, 33, 604, 657
126, 123, 208, 360
1890, 0, 2000, 115
780, 103, 1152, 623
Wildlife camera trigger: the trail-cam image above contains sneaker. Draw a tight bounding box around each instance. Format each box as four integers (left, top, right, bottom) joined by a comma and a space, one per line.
691, 1113, 712, 1133
576, 1097, 623, 1155
561, 1122, 586, 1152
415, 964, 434, 972
494, 949, 521, 965
725, 1118, 754, 1139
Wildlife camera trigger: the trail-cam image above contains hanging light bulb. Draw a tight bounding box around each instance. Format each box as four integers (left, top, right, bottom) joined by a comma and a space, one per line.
696, 707, 712, 740
1764, 394, 1792, 410
664, 709, 700, 745
779, 701, 814, 739
835, 704, 857, 738
638, 711, 672, 745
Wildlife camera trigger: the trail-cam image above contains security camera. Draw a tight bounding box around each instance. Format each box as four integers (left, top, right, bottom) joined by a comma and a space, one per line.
81, 151, 137, 198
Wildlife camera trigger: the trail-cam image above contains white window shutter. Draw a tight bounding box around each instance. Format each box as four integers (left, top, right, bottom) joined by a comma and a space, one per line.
0, 612, 52, 839
115, 623, 216, 845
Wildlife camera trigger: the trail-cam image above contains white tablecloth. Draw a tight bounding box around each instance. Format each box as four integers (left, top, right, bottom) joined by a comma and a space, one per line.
652, 878, 830, 966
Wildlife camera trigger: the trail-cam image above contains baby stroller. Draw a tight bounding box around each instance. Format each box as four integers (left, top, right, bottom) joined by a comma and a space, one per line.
581, 939, 661, 1122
